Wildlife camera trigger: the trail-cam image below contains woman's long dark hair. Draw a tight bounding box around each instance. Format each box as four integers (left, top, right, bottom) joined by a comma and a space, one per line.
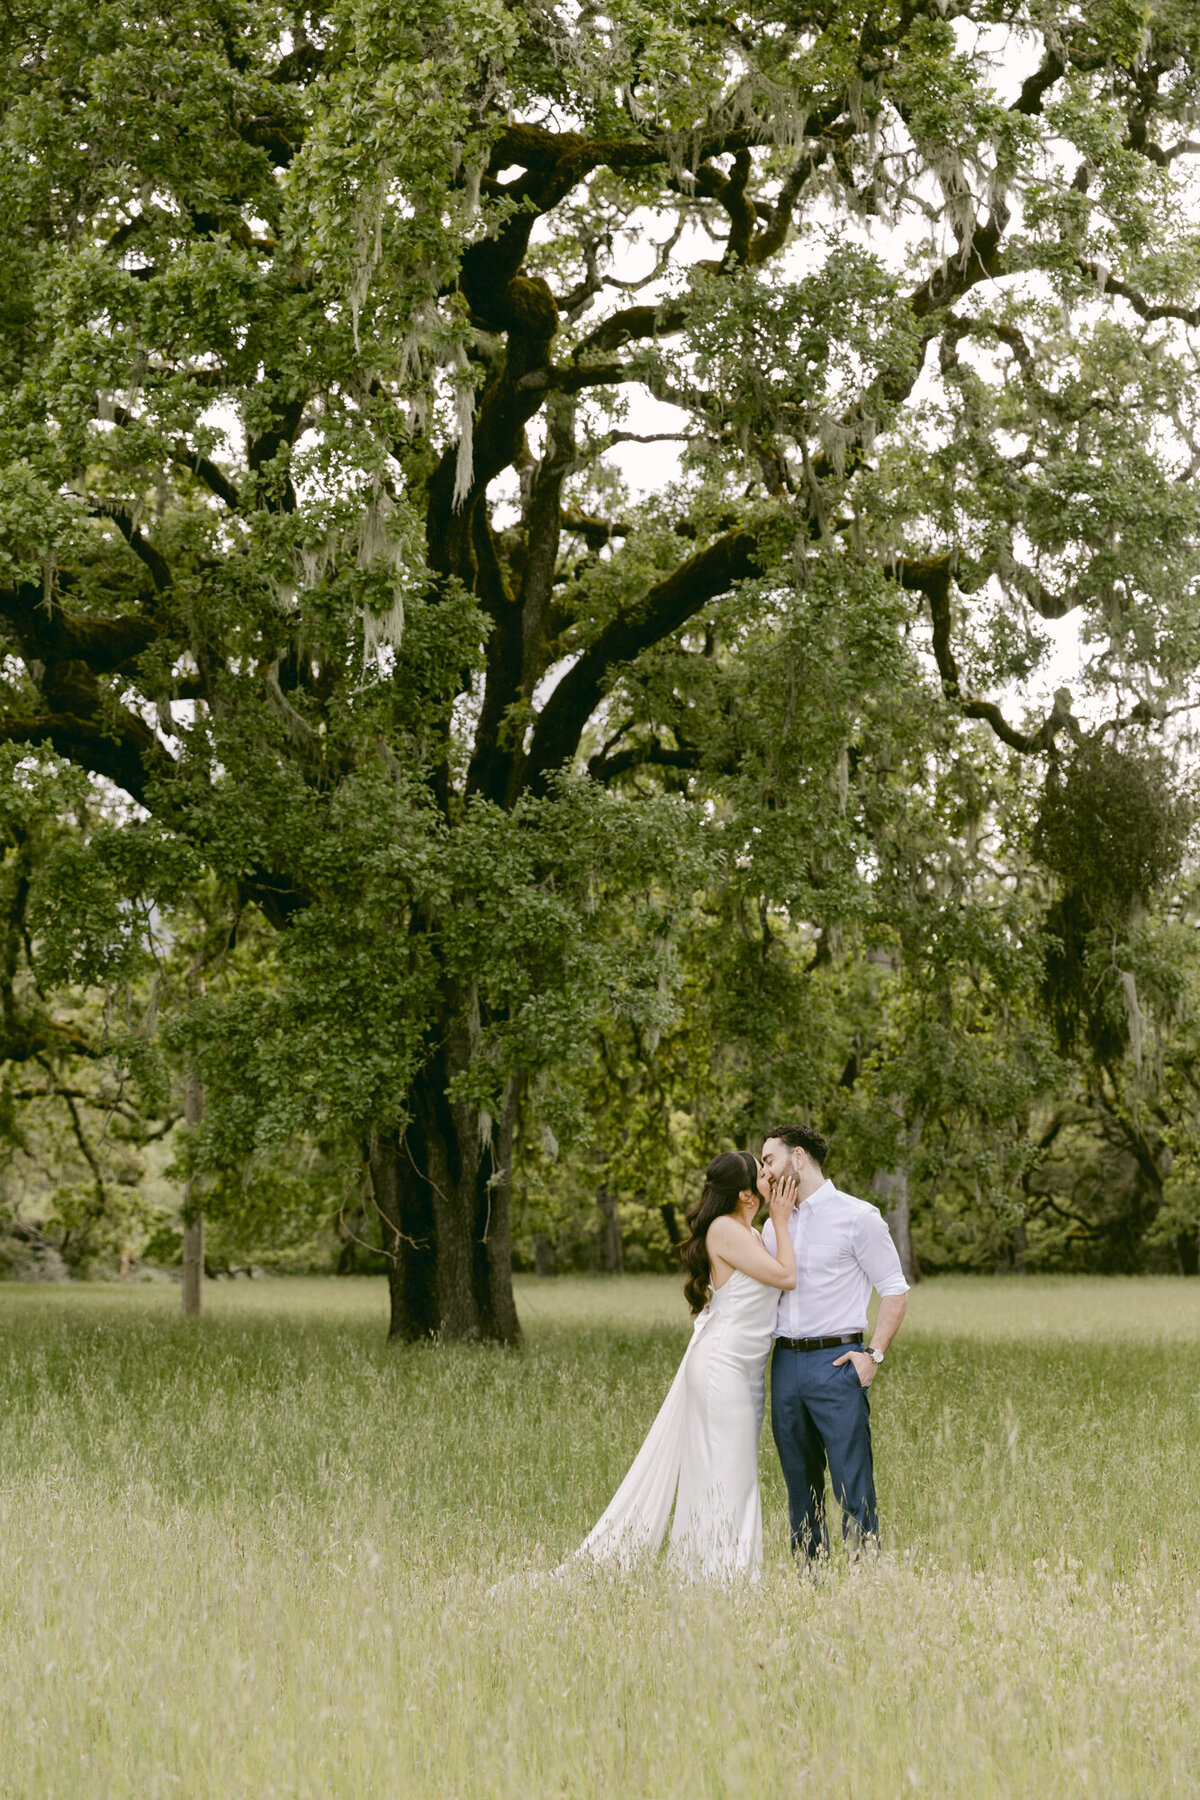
679, 1151, 761, 1315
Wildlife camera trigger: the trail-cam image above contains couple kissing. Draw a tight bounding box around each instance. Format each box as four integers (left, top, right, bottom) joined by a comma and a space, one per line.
571, 1125, 909, 1583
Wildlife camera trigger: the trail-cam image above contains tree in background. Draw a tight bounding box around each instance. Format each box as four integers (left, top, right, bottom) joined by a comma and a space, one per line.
1021, 735, 1199, 1271
0, 751, 179, 1275
0, 752, 385, 1283
3, 0, 1200, 1336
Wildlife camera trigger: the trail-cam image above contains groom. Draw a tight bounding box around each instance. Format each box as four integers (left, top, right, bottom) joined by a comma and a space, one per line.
760, 1124, 909, 1564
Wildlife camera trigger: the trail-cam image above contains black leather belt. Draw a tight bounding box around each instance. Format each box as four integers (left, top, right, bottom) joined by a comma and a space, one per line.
777, 1332, 863, 1352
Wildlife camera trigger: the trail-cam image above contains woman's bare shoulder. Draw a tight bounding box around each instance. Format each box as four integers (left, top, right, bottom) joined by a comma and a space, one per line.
706, 1215, 747, 1250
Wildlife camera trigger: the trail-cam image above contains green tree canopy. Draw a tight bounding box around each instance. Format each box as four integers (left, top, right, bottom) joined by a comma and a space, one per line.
4, 0, 1200, 1335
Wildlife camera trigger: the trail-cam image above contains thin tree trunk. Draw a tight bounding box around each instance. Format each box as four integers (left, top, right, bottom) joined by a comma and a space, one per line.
596, 1186, 623, 1274
485, 1077, 522, 1340
872, 1167, 917, 1285
1010, 1218, 1028, 1272
872, 1102, 922, 1285
533, 1235, 555, 1277
181, 1058, 204, 1318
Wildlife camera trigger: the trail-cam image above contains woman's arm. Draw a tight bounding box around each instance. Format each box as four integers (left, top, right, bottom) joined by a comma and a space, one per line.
708, 1207, 797, 1291
766, 1180, 797, 1287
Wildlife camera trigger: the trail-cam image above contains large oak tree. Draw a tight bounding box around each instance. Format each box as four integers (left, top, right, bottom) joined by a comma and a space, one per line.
3, 0, 1200, 1337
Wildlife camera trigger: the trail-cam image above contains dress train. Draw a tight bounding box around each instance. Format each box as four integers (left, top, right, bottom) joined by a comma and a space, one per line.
573, 1268, 778, 1581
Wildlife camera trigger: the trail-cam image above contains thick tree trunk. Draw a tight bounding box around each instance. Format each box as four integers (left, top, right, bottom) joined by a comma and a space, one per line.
368, 1130, 438, 1340
369, 1025, 522, 1343
181, 1059, 204, 1318
596, 1186, 623, 1274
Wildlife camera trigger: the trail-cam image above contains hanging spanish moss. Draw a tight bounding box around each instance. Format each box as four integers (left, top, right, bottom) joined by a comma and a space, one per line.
1035, 737, 1194, 1060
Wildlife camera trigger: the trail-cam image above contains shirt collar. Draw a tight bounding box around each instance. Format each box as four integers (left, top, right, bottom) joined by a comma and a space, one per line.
803, 1178, 836, 1208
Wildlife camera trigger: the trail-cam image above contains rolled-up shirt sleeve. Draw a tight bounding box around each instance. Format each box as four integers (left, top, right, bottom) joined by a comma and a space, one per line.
853, 1205, 910, 1297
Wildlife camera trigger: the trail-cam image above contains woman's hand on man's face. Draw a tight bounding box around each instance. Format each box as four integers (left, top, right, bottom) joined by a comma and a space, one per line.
768, 1174, 798, 1222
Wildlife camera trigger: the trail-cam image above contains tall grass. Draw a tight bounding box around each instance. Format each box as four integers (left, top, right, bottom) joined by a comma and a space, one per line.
1, 1274, 1198, 1797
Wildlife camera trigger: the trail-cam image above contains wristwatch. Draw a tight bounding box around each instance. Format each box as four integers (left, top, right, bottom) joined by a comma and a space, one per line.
866, 1346, 885, 1365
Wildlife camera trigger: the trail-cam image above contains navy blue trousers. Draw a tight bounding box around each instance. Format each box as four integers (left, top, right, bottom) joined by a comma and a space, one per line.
769, 1344, 878, 1562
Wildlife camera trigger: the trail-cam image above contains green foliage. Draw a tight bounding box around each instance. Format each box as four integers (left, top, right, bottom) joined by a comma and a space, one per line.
1036, 737, 1193, 925
4, 0, 1200, 1310
1037, 737, 1195, 1063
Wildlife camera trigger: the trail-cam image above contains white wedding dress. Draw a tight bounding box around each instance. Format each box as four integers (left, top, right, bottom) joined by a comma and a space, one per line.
573, 1268, 779, 1583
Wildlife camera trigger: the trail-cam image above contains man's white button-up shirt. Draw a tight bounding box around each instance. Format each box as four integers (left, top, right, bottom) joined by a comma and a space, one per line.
761, 1177, 909, 1339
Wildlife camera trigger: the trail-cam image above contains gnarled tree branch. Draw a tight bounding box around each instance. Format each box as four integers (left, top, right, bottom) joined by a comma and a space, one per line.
525, 527, 763, 791
895, 557, 1081, 752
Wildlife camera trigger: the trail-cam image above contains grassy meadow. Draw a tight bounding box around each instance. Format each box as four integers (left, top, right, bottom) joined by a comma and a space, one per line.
0, 1273, 1198, 1798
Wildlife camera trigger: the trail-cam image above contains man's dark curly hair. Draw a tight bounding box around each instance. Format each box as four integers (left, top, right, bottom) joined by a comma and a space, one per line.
763, 1123, 829, 1168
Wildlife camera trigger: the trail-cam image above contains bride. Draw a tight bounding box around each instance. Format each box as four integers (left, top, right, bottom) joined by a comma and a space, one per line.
572, 1151, 797, 1582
